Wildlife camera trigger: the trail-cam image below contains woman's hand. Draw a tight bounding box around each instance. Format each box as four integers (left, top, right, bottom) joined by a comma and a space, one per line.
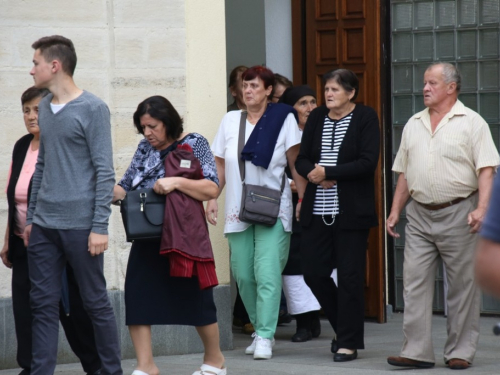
1, 242, 11, 268
154, 177, 178, 195
206, 199, 218, 226
319, 180, 336, 189
23, 225, 32, 248
295, 201, 301, 222
155, 177, 218, 201
307, 163, 326, 184
113, 185, 127, 204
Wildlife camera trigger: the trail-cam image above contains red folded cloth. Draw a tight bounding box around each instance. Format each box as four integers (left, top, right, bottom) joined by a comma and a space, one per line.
166, 250, 218, 290
159, 144, 219, 290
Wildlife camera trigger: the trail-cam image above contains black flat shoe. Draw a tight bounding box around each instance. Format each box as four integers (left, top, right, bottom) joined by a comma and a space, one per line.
291, 328, 312, 342
334, 349, 358, 362
278, 310, 292, 325
330, 339, 338, 353
311, 316, 321, 338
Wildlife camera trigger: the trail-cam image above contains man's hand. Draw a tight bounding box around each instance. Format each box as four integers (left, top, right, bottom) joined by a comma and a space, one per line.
206, 199, 218, 226
307, 164, 326, 184
386, 212, 401, 238
23, 225, 32, 248
475, 238, 500, 298
88, 232, 108, 256
0, 242, 11, 268
468, 207, 487, 233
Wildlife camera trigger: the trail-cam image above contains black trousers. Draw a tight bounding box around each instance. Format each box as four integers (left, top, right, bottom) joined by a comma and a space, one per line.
10, 234, 101, 374
301, 216, 369, 350
233, 286, 250, 324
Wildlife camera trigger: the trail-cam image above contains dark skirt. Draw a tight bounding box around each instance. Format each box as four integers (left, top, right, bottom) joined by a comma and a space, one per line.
282, 191, 302, 275
125, 240, 217, 326
282, 232, 302, 275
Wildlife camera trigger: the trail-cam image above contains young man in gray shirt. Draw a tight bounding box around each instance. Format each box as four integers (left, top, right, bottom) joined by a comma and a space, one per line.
24, 35, 122, 375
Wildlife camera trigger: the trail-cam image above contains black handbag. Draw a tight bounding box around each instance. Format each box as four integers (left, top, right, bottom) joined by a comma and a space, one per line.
237, 112, 285, 226
119, 141, 180, 242
120, 188, 165, 242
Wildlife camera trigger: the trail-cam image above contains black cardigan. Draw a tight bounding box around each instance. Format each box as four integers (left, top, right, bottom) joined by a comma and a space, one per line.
6, 134, 34, 262
295, 104, 380, 230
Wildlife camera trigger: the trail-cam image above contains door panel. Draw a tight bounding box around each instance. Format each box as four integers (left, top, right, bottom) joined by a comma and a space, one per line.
292, 0, 385, 322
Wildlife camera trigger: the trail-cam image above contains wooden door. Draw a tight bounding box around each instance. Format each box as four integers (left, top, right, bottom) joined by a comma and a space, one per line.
292, 0, 386, 322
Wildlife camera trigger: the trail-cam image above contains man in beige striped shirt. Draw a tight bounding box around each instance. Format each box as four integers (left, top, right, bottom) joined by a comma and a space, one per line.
386, 62, 500, 370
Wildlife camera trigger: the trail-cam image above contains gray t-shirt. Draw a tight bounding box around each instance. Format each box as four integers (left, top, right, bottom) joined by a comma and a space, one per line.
26, 91, 115, 234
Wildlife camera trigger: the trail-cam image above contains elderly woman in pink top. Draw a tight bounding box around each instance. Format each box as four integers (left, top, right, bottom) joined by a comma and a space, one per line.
1, 87, 101, 375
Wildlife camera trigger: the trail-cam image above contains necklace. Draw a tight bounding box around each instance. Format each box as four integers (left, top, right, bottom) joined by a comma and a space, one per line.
321, 113, 343, 225
322, 188, 337, 226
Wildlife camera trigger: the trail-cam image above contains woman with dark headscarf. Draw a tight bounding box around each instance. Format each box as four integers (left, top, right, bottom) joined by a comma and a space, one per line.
296, 69, 380, 362
279, 85, 322, 343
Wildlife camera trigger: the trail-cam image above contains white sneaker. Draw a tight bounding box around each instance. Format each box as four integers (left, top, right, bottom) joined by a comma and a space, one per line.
253, 335, 274, 360
245, 333, 258, 354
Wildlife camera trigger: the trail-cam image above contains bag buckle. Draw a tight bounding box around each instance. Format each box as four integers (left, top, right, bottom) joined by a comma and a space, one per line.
140, 192, 147, 211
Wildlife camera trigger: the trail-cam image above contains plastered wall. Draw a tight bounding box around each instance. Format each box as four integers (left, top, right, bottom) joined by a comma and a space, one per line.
0, 0, 229, 298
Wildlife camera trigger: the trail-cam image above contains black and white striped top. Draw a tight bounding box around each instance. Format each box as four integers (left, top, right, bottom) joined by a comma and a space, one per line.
313, 112, 352, 216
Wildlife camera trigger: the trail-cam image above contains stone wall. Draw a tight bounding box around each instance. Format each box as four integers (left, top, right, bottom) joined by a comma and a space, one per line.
0, 0, 230, 368
0, 0, 229, 297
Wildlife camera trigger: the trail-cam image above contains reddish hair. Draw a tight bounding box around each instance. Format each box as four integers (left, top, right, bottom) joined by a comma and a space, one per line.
242, 66, 275, 89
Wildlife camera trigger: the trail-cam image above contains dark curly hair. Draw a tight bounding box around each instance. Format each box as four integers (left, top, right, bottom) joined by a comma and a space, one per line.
133, 96, 184, 140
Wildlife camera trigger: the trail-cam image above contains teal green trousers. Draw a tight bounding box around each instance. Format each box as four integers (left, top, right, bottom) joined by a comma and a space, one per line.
227, 219, 290, 339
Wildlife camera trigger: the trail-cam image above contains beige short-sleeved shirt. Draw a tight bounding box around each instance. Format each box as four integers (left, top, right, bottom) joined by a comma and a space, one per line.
392, 100, 500, 204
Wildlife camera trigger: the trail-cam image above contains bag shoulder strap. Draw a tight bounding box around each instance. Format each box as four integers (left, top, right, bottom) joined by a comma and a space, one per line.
130, 139, 182, 191
237, 111, 286, 193
238, 111, 247, 183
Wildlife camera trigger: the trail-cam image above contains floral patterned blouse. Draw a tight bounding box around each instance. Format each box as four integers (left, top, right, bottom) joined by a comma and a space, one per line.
118, 133, 219, 191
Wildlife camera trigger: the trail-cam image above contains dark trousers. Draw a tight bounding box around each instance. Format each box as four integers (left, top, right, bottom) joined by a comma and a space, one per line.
233, 286, 250, 324
301, 216, 369, 350
11, 233, 101, 374
27, 225, 122, 375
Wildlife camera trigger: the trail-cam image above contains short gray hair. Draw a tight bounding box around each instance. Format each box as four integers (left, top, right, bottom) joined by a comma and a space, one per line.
426, 62, 461, 93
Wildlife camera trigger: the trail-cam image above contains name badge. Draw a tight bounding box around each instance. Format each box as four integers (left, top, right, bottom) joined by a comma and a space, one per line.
180, 159, 191, 168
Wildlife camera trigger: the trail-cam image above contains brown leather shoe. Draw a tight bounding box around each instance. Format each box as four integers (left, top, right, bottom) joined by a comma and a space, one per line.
387, 356, 435, 368
241, 323, 255, 335
448, 358, 469, 370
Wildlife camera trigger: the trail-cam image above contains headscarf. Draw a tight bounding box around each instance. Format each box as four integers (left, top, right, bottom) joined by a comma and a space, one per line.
279, 85, 316, 106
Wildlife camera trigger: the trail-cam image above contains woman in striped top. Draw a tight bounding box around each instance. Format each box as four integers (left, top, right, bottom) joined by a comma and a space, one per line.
295, 69, 380, 362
